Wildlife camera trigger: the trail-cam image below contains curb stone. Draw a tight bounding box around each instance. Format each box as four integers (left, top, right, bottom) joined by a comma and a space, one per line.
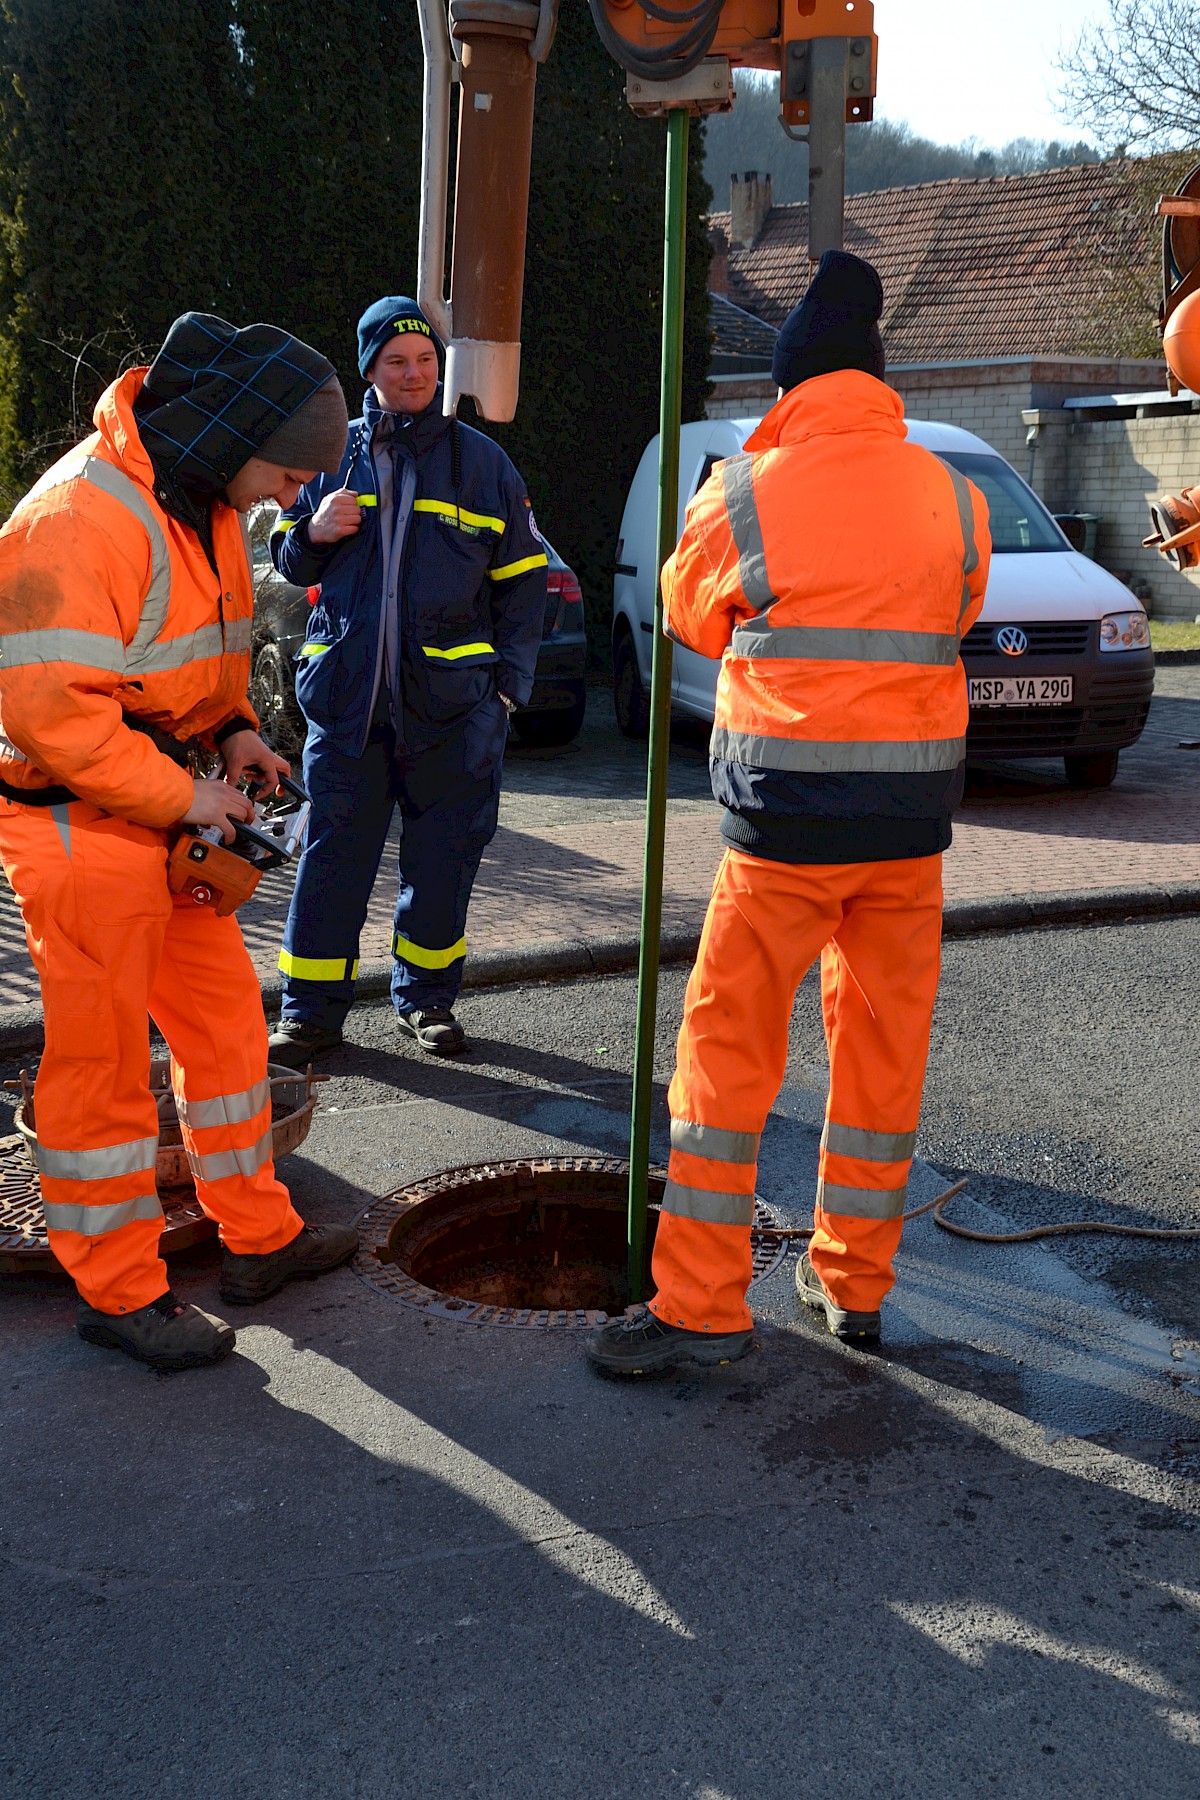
2, 885, 1200, 1059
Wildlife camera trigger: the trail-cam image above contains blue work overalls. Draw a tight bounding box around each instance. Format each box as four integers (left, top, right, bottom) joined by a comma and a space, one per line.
271, 387, 547, 1028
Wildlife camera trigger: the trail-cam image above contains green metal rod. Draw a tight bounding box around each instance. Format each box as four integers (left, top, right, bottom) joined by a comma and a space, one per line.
628, 106, 689, 1302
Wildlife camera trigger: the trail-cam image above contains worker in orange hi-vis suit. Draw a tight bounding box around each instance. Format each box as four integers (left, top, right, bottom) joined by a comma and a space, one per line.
0, 312, 363, 1372
588, 252, 992, 1378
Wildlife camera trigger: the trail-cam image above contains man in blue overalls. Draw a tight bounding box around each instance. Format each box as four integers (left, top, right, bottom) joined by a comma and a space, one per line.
267, 297, 546, 1064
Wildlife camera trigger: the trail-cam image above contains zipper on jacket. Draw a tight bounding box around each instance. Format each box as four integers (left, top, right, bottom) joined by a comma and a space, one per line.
358, 420, 390, 759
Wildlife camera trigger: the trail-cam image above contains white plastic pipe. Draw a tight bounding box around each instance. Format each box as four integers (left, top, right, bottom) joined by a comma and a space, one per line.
415, 0, 453, 345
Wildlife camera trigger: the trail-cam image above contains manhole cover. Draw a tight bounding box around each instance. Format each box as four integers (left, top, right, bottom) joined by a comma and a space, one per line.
352, 1155, 788, 1328
0, 1060, 324, 1275
0, 1136, 214, 1274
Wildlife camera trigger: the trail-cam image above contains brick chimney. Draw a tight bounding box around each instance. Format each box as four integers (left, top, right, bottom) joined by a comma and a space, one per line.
730, 170, 772, 250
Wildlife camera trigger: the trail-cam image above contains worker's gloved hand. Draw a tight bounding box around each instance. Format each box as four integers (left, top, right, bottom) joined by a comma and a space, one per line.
308, 487, 363, 545
180, 778, 257, 845
220, 729, 291, 799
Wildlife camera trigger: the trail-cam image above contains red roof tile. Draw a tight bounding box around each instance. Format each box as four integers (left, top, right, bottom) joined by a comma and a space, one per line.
709, 160, 1162, 363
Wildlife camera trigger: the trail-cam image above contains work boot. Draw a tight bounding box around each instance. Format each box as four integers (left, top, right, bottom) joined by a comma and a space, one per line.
395, 1006, 467, 1057
219, 1222, 359, 1306
266, 1019, 343, 1068
76, 1290, 236, 1372
795, 1250, 881, 1343
585, 1305, 752, 1377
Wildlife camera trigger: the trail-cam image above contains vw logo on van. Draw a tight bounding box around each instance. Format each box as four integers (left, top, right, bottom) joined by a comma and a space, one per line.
996, 626, 1029, 657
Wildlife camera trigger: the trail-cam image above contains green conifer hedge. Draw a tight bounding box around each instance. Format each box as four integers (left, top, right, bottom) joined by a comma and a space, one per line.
0, 1, 711, 636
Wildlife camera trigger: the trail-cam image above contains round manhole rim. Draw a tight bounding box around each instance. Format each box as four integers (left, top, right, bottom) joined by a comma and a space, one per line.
351, 1154, 788, 1329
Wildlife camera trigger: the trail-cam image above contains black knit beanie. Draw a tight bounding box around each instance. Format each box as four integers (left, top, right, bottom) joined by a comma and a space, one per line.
771, 251, 886, 391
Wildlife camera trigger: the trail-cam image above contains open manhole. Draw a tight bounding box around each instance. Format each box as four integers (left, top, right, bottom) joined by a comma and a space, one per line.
353, 1156, 788, 1328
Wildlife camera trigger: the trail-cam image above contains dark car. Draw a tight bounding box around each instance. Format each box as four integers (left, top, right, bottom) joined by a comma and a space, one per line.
247, 506, 586, 760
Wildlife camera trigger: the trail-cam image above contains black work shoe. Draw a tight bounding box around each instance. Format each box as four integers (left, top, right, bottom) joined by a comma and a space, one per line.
76, 1290, 236, 1372
395, 1007, 467, 1057
219, 1222, 359, 1306
266, 1019, 343, 1068
795, 1251, 881, 1342
585, 1305, 753, 1377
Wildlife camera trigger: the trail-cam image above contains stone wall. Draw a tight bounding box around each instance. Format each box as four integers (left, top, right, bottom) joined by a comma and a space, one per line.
1052, 410, 1200, 617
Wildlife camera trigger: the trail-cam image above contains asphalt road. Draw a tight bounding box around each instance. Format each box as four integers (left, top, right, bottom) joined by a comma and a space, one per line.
2, 918, 1200, 1798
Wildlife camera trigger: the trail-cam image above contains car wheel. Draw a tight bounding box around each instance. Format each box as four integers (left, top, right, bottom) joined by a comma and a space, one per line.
511, 683, 586, 748
613, 628, 649, 739
249, 639, 306, 762
1064, 750, 1119, 789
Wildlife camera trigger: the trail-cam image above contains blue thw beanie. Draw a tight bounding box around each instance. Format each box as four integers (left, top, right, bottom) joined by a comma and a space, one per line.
771, 251, 886, 392
356, 296, 444, 380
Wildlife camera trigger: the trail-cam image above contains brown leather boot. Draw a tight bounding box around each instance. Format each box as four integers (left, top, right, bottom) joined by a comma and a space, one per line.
76, 1291, 236, 1371
219, 1222, 359, 1305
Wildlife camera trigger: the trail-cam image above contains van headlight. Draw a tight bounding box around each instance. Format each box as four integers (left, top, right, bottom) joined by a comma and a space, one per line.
1099, 610, 1150, 652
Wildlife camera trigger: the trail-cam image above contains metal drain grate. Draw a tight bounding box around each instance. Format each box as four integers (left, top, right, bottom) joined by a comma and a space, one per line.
0, 1136, 216, 1273
352, 1154, 789, 1329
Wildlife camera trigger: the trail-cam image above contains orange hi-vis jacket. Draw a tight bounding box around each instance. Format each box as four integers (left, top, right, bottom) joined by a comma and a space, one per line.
0, 369, 257, 826
663, 370, 992, 864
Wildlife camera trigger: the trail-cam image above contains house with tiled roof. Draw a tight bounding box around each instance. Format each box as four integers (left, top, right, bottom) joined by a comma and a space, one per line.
703, 159, 1200, 615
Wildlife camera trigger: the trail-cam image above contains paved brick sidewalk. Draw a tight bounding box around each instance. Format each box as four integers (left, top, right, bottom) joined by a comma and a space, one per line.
2, 675, 1198, 1008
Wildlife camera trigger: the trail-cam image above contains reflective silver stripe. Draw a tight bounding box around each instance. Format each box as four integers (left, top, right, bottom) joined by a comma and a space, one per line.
86, 462, 173, 666
710, 726, 965, 774
822, 1122, 917, 1163
0, 628, 126, 672
0, 725, 27, 762
816, 1180, 907, 1220
16, 452, 174, 667
721, 455, 777, 610
42, 1193, 162, 1236
942, 463, 981, 631
177, 1078, 270, 1131
134, 617, 253, 674
730, 622, 961, 667
36, 1136, 159, 1181
670, 1119, 760, 1165
187, 1127, 273, 1183
661, 1180, 755, 1226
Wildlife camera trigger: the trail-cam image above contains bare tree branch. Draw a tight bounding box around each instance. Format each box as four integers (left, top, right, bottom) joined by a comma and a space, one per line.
1058, 1, 1200, 152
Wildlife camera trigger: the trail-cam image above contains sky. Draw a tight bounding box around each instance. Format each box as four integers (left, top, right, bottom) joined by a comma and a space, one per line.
874, 0, 1106, 148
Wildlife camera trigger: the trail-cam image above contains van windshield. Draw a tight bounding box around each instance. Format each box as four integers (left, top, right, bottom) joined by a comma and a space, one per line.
938, 452, 1067, 554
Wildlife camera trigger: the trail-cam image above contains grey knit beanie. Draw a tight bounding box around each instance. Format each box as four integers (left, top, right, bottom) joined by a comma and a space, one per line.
256, 376, 349, 473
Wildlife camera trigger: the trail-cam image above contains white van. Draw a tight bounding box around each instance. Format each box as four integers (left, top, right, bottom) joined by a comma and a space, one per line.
612, 417, 1154, 788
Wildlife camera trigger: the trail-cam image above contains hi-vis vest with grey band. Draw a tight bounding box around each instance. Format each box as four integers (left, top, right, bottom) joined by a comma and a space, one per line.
0, 452, 251, 697
708, 453, 978, 777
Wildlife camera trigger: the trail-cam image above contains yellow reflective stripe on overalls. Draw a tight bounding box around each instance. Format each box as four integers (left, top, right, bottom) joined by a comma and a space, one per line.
414, 499, 505, 534
270, 517, 297, 537
277, 949, 360, 982
392, 932, 467, 970
487, 553, 548, 582
420, 642, 495, 661
298, 642, 332, 658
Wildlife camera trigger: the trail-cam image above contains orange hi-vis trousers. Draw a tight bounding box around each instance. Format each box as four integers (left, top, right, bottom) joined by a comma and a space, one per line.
649, 848, 944, 1334
0, 798, 303, 1315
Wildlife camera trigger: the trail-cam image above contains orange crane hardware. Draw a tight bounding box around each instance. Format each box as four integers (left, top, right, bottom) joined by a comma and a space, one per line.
1144, 161, 1200, 567
415, 0, 878, 421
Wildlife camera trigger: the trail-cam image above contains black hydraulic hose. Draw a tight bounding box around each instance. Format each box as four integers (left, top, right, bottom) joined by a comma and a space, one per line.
637, 0, 721, 21
587, 0, 724, 81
